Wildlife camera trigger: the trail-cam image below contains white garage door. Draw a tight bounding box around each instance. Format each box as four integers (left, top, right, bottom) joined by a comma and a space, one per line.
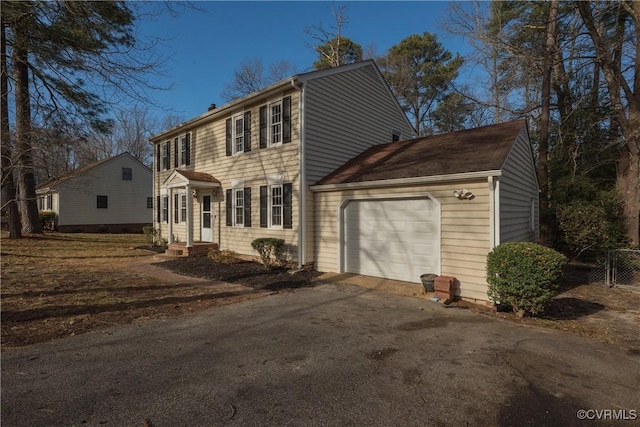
343, 197, 439, 283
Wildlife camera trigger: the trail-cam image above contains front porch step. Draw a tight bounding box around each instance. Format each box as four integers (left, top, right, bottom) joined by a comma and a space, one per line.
166, 248, 184, 256
166, 242, 219, 258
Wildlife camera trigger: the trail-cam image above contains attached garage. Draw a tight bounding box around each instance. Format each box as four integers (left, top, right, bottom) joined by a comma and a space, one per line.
310, 120, 540, 302
342, 196, 440, 283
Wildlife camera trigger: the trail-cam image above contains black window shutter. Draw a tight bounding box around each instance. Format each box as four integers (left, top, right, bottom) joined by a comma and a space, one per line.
174, 138, 178, 167
156, 196, 161, 222
260, 186, 268, 228
244, 187, 251, 227
225, 118, 232, 156
156, 145, 160, 172
259, 106, 267, 148
185, 133, 191, 165
283, 183, 292, 229
244, 111, 251, 152
225, 189, 232, 226
283, 96, 291, 143
174, 194, 179, 223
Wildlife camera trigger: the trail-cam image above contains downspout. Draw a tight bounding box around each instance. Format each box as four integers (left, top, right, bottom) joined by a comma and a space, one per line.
488, 176, 502, 249
292, 79, 305, 268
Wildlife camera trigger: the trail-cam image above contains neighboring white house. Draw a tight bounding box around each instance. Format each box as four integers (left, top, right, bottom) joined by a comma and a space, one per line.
311, 120, 540, 302
36, 152, 153, 233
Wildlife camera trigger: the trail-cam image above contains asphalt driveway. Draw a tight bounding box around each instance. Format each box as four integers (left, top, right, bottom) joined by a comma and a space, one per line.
2, 282, 639, 426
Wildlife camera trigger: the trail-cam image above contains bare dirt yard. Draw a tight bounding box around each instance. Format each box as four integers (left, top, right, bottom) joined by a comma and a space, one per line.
2, 232, 639, 351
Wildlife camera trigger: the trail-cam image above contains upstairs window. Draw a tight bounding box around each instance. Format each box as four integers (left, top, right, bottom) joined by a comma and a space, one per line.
162, 142, 170, 170
271, 102, 282, 145
122, 167, 132, 181
180, 134, 191, 166
147, 197, 153, 209
259, 96, 291, 148
226, 112, 251, 156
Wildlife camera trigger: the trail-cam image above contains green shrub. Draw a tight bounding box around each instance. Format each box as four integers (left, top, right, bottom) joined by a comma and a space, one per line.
39, 211, 57, 230
209, 248, 242, 264
251, 238, 285, 269
486, 242, 567, 317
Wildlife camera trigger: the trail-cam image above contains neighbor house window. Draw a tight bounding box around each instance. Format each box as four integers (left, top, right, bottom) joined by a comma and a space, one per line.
147, 197, 153, 209
392, 131, 402, 142
97, 195, 108, 209
122, 167, 132, 180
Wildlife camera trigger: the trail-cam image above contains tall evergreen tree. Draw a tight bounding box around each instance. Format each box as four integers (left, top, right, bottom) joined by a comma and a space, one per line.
1, 1, 165, 235
380, 32, 463, 135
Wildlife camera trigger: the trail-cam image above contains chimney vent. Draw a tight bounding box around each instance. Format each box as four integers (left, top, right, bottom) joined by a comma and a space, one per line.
208, 103, 216, 111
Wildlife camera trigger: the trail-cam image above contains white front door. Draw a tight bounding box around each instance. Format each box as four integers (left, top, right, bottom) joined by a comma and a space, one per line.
201, 194, 213, 242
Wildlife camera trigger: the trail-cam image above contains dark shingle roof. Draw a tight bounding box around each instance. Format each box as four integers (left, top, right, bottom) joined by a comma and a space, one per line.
315, 120, 525, 186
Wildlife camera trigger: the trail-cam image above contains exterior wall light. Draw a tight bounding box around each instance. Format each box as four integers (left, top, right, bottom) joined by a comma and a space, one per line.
453, 189, 474, 200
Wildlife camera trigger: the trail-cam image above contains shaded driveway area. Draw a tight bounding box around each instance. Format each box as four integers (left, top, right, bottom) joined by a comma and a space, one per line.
2, 283, 639, 426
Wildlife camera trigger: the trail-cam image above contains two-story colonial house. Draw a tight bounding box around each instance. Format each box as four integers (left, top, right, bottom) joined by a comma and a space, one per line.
150, 60, 414, 264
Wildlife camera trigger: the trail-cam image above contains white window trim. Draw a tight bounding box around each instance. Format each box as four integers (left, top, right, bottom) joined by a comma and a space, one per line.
234, 188, 244, 227
269, 100, 283, 147
180, 193, 187, 223
232, 114, 245, 155
162, 195, 169, 223
269, 184, 284, 229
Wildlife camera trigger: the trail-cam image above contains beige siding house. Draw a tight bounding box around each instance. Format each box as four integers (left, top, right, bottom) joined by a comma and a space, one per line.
310, 120, 539, 302
149, 61, 414, 261
35, 152, 153, 232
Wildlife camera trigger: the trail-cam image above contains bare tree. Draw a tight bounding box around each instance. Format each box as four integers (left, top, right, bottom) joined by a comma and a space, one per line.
306, 4, 363, 70
221, 58, 297, 102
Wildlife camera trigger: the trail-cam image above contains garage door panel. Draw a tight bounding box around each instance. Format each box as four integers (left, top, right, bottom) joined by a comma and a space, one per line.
344, 198, 439, 283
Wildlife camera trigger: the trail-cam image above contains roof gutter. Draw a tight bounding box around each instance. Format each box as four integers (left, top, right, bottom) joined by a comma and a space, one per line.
310, 170, 503, 192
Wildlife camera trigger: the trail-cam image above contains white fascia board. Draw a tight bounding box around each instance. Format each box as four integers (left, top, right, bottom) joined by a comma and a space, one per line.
310, 170, 503, 192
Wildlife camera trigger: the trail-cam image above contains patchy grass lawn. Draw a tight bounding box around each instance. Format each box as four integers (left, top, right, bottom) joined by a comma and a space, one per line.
1, 232, 277, 347
2, 232, 639, 351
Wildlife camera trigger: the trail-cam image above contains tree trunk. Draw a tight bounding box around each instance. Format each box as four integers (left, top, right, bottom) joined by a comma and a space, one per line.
12, 15, 42, 234
617, 107, 640, 247
537, 0, 559, 245
1, 18, 21, 238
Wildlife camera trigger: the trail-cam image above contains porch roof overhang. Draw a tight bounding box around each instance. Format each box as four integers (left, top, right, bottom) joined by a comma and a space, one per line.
162, 170, 221, 189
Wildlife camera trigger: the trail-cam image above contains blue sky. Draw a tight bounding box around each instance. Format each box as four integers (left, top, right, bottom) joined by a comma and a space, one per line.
134, 1, 471, 122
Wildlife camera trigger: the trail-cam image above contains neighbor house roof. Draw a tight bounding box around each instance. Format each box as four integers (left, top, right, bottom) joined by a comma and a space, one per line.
36, 152, 149, 193
314, 120, 526, 186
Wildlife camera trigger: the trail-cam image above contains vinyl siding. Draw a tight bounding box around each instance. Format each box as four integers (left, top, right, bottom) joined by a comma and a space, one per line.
303, 64, 414, 185
154, 89, 301, 260
55, 154, 152, 227
499, 126, 540, 243
313, 180, 492, 301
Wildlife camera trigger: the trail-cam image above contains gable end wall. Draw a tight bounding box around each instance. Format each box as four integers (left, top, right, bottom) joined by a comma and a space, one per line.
499, 126, 540, 243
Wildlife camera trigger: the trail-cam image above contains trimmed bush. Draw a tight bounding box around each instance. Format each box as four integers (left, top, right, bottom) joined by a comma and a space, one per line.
486, 242, 567, 317
39, 211, 57, 230
209, 249, 242, 264
251, 238, 285, 269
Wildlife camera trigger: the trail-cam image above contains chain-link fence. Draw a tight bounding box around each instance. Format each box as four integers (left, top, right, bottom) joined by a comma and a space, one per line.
575, 249, 640, 287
